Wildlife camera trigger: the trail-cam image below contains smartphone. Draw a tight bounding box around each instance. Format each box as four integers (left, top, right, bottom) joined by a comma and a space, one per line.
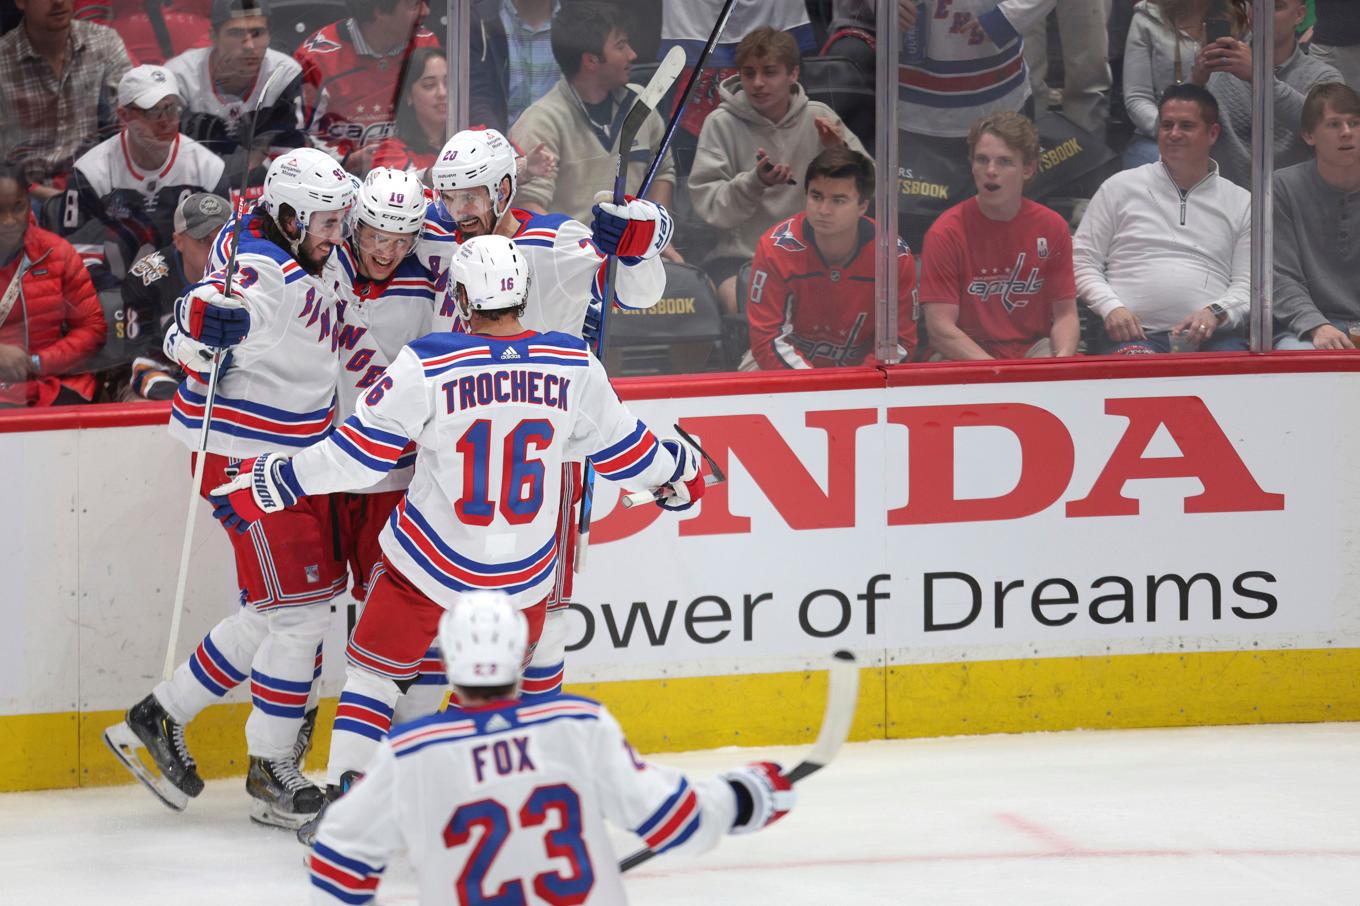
1205, 17, 1231, 45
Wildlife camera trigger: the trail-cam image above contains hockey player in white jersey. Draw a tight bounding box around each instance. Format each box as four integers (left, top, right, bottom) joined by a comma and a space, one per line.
419, 127, 675, 701
207, 235, 707, 843
323, 167, 448, 713
309, 592, 795, 906
103, 147, 357, 829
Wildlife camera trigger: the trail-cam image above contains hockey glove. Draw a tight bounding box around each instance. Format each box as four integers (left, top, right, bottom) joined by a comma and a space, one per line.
654, 436, 705, 512
590, 197, 674, 265
166, 329, 233, 384
207, 453, 305, 533
724, 762, 795, 834
176, 283, 250, 349
582, 299, 605, 347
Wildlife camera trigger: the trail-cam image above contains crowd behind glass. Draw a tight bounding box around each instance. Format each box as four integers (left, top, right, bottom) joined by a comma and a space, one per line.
0, 0, 1356, 408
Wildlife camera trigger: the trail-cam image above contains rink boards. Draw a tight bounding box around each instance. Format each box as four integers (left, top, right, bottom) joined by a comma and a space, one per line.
4, 354, 1360, 792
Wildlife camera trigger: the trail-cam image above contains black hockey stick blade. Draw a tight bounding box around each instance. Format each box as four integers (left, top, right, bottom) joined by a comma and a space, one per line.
617, 423, 726, 509
618, 650, 860, 873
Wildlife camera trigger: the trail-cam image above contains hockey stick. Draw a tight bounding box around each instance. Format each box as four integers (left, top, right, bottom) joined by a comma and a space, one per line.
574, 46, 686, 572
618, 649, 861, 873
617, 424, 726, 509
160, 64, 289, 682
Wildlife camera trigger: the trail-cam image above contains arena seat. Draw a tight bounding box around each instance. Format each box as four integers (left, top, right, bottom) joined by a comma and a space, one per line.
601, 260, 722, 376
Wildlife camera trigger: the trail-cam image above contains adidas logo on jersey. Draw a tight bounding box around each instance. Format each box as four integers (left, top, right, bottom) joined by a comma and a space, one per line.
485, 714, 511, 732
499, 347, 521, 360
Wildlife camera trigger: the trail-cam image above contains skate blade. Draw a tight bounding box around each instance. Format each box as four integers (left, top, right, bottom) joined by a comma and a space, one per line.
249, 799, 315, 831
102, 723, 189, 811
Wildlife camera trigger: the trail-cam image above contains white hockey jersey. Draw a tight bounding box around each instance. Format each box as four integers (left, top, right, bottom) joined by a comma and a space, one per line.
285, 329, 682, 608
416, 207, 666, 338
310, 695, 737, 906
167, 211, 341, 457
164, 46, 304, 144
325, 242, 440, 494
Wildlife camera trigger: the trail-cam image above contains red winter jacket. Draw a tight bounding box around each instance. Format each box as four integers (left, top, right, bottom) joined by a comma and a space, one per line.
0, 220, 107, 406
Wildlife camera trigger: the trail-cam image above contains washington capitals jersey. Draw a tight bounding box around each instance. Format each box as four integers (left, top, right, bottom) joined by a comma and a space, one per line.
416, 208, 666, 338
325, 242, 440, 494
310, 695, 736, 906
165, 47, 306, 156
65, 132, 227, 279
166, 211, 341, 457
294, 20, 440, 159
286, 330, 683, 608
749, 213, 918, 369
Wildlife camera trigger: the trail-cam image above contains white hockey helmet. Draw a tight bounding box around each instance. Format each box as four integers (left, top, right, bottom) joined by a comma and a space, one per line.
260, 147, 358, 239
352, 167, 427, 235
431, 128, 517, 221
438, 592, 528, 688
450, 235, 530, 314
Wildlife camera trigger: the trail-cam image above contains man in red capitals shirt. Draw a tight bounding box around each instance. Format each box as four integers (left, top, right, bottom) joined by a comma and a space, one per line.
294, 0, 438, 169
746, 147, 917, 370
921, 111, 1078, 361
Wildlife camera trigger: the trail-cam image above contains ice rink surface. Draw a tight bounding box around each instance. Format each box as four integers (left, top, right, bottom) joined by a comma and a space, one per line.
5, 722, 1360, 905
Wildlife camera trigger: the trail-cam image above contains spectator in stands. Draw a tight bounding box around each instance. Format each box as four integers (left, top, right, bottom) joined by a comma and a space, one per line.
660, 0, 817, 141
1123, 0, 1248, 168
295, 0, 439, 172
1075, 83, 1250, 354
746, 147, 917, 370
1273, 83, 1360, 350
690, 26, 867, 315
0, 0, 132, 200
165, 0, 305, 160
72, 0, 211, 65
921, 112, 1078, 360
0, 163, 107, 407
63, 64, 228, 288
509, 2, 676, 222
1023, 0, 1113, 134
1193, 0, 1340, 188
119, 191, 229, 399
1310, 0, 1360, 89
469, 0, 561, 134
371, 47, 448, 176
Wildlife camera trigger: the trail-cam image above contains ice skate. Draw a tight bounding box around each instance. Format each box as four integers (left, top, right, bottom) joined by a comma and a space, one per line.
295, 770, 361, 846
292, 707, 318, 769
102, 694, 205, 811
246, 755, 324, 830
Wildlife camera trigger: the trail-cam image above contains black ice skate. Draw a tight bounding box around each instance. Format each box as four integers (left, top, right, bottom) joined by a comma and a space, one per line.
247, 755, 325, 830
292, 707, 318, 769
295, 770, 361, 846
102, 694, 205, 811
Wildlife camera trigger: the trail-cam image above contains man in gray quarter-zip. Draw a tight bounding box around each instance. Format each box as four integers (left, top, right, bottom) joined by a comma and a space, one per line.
1273, 83, 1360, 350
1074, 83, 1250, 355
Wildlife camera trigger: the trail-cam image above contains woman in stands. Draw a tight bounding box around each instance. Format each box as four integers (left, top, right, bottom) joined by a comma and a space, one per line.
372, 47, 558, 188
372, 47, 450, 178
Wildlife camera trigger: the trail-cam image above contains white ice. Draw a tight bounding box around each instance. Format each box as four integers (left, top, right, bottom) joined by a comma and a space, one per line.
4, 722, 1360, 905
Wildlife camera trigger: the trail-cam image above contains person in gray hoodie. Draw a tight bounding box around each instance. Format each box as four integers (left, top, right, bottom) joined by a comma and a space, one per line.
1193, 0, 1341, 188
689, 26, 867, 315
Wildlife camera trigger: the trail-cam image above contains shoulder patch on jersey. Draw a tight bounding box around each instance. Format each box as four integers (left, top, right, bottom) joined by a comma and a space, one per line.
301, 31, 342, 53
130, 250, 170, 286
771, 218, 806, 252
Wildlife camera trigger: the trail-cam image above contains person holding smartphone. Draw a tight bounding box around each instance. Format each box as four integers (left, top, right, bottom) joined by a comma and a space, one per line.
1192, 0, 1342, 188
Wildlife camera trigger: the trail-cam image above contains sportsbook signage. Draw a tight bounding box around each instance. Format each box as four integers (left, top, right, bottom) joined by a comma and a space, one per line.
570, 372, 1337, 673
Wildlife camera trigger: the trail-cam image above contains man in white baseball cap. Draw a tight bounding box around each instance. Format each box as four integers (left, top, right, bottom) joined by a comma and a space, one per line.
63, 64, 229, 288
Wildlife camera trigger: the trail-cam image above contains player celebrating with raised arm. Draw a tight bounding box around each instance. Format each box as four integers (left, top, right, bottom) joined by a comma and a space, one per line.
418, 127, 675, 702
309, 592, 795, 906
104, 148, 358, 829
208, 235, 706, 844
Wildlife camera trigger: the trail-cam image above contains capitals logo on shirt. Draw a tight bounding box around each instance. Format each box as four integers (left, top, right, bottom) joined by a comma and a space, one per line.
302, 32, 342, 54
771, 219, 806, 252
966, 252, 1044, 314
